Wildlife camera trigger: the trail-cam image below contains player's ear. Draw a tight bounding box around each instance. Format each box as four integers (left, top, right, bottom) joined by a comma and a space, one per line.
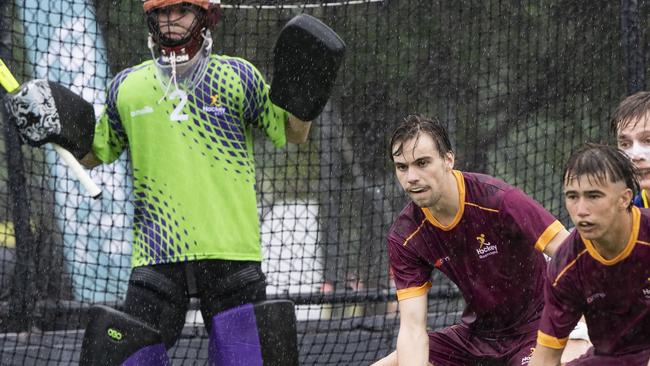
444, 151, 455, 170
619, 187, 633, 209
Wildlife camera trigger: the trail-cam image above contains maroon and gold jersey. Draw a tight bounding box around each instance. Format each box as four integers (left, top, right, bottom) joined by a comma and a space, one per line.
388, 171, 564, 336
537, 206, 650, 357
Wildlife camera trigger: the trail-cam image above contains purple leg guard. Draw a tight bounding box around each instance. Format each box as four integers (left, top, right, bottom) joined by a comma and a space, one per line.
209, 303, 263, 366
209, 300, 299, 366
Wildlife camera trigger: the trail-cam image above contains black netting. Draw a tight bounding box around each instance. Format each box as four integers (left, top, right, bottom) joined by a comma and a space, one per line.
0, 0, 644, 365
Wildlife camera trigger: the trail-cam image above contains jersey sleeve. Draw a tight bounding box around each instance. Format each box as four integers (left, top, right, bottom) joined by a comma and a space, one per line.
387, 233, 432, 301
92, 69, 132, 164
499, 188, 565, 252
226, 58, 287, 148
537, 264, 583, 349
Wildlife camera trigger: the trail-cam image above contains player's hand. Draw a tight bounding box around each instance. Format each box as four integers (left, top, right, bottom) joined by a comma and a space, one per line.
3, 79, 95, 159
270, 14, 345, 121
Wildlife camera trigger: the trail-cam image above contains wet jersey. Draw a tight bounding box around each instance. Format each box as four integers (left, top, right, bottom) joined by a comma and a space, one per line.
92, 55, 287, 267
387, 171, 564, 336
538, 206, 650, 356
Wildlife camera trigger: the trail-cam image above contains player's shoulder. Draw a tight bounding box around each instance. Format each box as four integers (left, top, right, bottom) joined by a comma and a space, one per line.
388, 201, 427, 245
547, 229, 586, 278
110, 61, 153, 89
214, 54, 260, 74
461, 171, 517, 210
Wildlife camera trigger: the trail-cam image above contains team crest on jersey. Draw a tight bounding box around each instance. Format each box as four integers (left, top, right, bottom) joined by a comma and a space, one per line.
203, 93, 226, 116
475, 233, 498, 259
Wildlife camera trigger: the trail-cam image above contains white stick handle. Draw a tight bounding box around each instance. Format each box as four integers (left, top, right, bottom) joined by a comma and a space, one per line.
52, 144, 102, 199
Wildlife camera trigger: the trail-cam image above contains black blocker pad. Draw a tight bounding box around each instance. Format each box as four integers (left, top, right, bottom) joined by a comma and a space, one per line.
47, 81, 96, 159
80, 305, 168, 366
270, 14, 346, 121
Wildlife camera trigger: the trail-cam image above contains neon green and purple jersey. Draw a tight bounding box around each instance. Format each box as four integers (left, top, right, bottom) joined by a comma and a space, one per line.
538, 206, 650, 357
92, 55, 288, 268
387, 171, 564, 336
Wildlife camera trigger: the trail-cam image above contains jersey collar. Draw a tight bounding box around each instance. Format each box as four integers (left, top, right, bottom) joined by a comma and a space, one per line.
582, 206, 640, 266
422, 170, 465, 231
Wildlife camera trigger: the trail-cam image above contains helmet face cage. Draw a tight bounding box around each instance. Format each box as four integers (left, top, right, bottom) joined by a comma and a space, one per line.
146, 3, 204, 47
144, 1, 220, 60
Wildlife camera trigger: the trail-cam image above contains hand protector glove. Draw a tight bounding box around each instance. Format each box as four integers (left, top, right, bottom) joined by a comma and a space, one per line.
270, 14, 346, 121
3, 79, 95, 159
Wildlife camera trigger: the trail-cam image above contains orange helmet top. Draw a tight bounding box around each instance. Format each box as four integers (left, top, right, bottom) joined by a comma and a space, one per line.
143, 0, 214, 13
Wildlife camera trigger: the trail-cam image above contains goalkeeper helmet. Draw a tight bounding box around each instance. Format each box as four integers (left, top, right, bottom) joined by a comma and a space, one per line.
143, 0, 220, 63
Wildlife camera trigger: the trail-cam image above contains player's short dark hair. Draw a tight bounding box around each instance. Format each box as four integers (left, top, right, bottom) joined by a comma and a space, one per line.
610, 91, 650, 134
389, 115, 453, 161
563, 143, 639, 209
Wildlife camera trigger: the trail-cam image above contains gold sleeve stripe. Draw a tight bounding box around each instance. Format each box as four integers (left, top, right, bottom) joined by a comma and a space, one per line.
465, 202, 499, 213
403, 218, 428, 247
534, 220, 565, 252
552, 249, 588, 287
537, 330, 568, 349
643, 189, 649, 208
396, 282, 432, 301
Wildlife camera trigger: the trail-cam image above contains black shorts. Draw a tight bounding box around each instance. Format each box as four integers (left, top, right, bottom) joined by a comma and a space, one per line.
122, 259, 266, 347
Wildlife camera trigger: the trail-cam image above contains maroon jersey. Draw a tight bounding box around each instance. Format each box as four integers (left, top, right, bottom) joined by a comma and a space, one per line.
388, 171, 564, 336
538, 206, 650, 357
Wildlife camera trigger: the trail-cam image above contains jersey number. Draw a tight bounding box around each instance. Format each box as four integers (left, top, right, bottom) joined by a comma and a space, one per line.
170, 89, 188, 122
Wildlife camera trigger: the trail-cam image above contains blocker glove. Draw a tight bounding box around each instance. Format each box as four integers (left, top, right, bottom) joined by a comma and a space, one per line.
3, 79, 95, 159
270, 14, 346, 121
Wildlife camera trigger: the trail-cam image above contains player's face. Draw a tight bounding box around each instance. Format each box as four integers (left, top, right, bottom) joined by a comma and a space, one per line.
564, 174, 632, 244
393, 134, 454, 209
156, 5, 198, 41
617, 116, 650, 190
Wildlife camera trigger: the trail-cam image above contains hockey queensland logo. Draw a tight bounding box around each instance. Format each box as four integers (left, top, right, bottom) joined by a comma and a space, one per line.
203, 93, 226, 116
475, 233, 498, 259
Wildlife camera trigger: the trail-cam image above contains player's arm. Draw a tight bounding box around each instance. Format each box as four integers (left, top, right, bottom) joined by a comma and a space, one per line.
529, 344, 562, 366
285, 114, 311, 144
541, 228, 570, 258
535, 253, 585, 366
396, 293, 429, 366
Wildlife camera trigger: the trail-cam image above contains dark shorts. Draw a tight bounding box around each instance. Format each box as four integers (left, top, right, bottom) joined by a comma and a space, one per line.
566, 346, 650, 366
428, 325, 537, 366
123, 259, 267, 347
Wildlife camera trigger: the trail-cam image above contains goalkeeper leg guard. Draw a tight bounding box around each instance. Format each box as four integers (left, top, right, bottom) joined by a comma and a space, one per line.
80, 305, 170, 366
208, 300, 299, 366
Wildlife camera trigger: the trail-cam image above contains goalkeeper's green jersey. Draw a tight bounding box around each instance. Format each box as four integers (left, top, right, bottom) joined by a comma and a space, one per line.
92, 55, 288, 267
